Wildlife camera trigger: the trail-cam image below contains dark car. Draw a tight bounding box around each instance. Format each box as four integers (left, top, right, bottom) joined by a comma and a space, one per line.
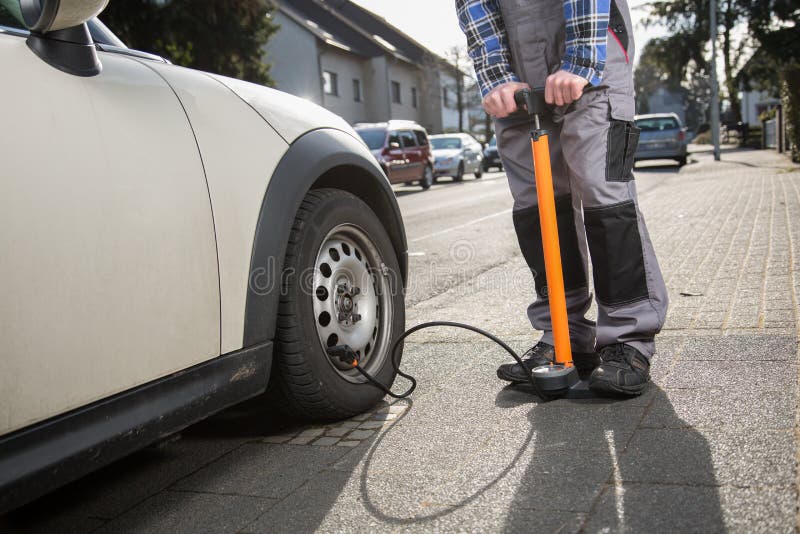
355, 121, 435, 189
634, 113, 688, 167
482, 135, 503, 172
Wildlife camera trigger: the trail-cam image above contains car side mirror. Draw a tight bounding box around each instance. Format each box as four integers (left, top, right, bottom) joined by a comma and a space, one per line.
21, 0, 110, 76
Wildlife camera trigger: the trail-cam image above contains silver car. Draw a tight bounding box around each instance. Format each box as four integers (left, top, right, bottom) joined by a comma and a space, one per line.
430, 133, 484, 181
634, 113, 688, 167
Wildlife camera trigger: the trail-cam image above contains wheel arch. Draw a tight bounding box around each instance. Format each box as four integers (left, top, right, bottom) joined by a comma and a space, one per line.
243, 128, 407, 347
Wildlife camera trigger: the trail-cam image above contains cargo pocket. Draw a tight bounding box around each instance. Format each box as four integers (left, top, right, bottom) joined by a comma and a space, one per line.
605, 95, 640, 182
583, 200, 649, 306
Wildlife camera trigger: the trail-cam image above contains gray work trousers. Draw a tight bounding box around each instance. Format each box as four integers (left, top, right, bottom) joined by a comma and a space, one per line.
496, 0, 668, 358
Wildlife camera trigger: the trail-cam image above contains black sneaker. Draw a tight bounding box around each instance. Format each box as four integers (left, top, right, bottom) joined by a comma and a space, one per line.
589, 344, 650, 396
497, 342, 601, 383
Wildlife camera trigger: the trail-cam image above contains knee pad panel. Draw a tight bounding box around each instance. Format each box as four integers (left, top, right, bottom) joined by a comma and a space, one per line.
513, 195, 586, 298
583, 200, 649, 306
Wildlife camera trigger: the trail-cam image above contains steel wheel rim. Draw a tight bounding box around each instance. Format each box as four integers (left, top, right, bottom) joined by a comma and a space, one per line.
312, 223, 393, 382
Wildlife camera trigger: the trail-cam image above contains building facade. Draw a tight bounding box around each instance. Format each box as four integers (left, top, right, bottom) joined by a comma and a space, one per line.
264, 0, 482, 136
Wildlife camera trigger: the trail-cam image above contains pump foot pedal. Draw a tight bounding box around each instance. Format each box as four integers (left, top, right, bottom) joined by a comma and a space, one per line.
532, 364, 579, 398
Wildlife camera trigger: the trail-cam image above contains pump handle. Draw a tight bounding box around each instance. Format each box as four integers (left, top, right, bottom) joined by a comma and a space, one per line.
514, 87, 548, 117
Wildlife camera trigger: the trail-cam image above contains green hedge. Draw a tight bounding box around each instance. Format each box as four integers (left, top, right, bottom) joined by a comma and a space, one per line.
783, 65, 800, 162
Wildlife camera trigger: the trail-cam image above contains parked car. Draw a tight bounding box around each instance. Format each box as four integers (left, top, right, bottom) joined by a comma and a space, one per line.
355, 121, 435, 189
430, 133, 483, 181
634, 113, 688, 167
482, 135, 503, 172
0, 0, 407, 512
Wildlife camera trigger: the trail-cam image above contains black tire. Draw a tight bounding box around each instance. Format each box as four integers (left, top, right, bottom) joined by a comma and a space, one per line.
454, 162, 465, 182
677, 156, 687, 167
270, 189, 405, 421
474, 167, 483, 179
482, 161, 490, 173
420, 166, 434, 190
404, 181, 413, 186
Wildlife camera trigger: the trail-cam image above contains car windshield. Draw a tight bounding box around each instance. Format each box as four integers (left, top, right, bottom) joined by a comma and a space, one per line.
488, 136, 496, 147
431, 137, 462, 150
357, 129, 387, 150
636, 117, 680, 132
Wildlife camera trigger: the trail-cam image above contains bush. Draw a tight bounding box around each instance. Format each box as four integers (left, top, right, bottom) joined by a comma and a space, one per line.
693, 130, 712, 144
783, 64, 800, 162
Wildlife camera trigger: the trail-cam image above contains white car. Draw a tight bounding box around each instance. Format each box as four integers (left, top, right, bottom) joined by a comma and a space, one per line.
0, 0, 406, 512
430, 133, 484, 181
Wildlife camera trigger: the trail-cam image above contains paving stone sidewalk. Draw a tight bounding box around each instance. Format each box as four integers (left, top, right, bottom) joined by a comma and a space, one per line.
3, 149, 799, 533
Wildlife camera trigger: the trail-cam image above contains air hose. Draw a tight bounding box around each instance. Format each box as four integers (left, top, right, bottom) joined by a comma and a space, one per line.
327, 321, 554, 401
327, 89, 584, 404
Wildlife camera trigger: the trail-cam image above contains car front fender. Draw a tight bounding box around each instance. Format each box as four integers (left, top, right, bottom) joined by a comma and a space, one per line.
243, 128, 408, 347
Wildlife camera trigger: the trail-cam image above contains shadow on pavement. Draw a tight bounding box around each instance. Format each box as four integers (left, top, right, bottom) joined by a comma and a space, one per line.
357, 399, 538, 525
497, 384, 724, 532
2, 382, 725, 532
633, 162, 684, 173
0, 399, 377, 533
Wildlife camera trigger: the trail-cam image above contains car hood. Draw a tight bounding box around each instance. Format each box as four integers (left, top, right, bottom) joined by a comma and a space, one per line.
208, 74, 357, 144
433, 149, 461, 158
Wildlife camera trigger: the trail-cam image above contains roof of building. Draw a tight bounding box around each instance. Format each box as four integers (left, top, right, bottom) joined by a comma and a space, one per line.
278, 0, 384, 57
278, 0, 438, 66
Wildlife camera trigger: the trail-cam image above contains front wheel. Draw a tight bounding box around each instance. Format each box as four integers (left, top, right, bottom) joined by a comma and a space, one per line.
420, 166, 434, 190
474, 167, 483, 179
453, 162, 465, 182
271, 189, 405, 421
677, 156, 687, 167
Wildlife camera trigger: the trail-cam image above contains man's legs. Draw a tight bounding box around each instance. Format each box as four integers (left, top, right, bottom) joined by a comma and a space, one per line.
495, 111, 596, 356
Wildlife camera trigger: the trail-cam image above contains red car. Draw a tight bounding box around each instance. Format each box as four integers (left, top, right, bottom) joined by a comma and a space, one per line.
355, 121, 435, 189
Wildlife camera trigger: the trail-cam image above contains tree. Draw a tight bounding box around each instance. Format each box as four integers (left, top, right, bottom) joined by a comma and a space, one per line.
634, 38, 711, 130
444, 46, 471, 132
101, 0, 278, 86
739, 0, 800, 92
645, 0, 747, 123
634, 37, 685, 114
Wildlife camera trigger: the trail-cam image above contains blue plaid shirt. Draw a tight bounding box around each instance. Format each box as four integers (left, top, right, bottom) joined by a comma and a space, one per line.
456, 0, 610, 97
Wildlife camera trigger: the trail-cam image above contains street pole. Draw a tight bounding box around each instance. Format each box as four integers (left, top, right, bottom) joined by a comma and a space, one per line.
709, 0, 721, 161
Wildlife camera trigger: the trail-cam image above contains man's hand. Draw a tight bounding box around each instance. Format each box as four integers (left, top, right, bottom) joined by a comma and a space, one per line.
544, 71, 589, 107
482, 81, 530, 118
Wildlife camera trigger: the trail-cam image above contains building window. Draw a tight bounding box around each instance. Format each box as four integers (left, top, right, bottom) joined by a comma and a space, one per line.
411, 87, 418, 108
353, 79, 362, 102
391, 81, 401, 104
443, 87, 449, 107
323, 71, 338, 96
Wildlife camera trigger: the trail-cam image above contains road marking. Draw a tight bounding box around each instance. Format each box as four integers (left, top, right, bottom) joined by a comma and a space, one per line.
605, 430, 626, 532
409, 208, 513, 243
399, 187, 509, 218
407, 251, 426, 257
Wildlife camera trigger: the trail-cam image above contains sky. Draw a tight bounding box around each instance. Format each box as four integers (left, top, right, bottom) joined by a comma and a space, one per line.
350, 0, 666, 65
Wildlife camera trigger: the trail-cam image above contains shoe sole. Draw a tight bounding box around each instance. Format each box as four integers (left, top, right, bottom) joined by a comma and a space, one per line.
496, 368, 529, 383
588, 378, 648, 397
